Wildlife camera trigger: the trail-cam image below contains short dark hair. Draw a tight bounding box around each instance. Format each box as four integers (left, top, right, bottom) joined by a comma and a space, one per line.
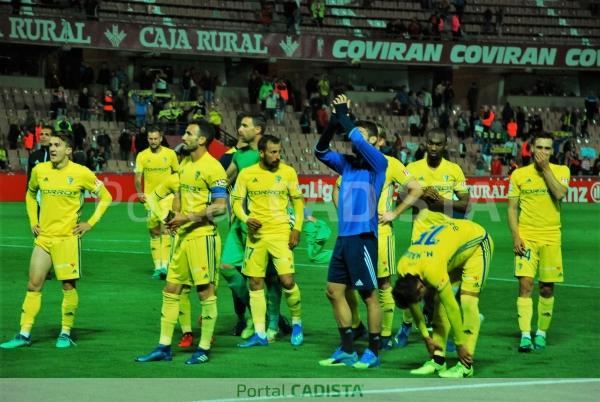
533, 132, 554, 145
258, 134, 280, 151
53, 132, 74, 148
426, 128, 447, 143
355, 120, 378, 138
392, 274, 422, 309
189, 119, 215, 147
40, 124, 54, 134
237, 113, 266, 136
146, 124, 162, 135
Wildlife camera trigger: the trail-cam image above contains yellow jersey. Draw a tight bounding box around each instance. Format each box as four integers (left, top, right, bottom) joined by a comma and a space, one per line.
231, 162, 304, 236
134, 146, 179, 194
398, 219, 488, 292
27, 161, 104, 237
152, 152, 227, 238
508, 163, 570, 244
407, 158, 468, 238
378, 155, 414, 235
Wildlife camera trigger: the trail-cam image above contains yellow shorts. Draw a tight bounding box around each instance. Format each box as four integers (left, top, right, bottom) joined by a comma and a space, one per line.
514, 240, 564, 283
377, 232, 396, 278
242, 233, 294, 278
34, 235, 81, 281
449, 234, 494, 293
146, 195, 174, 229
167, 234, 221, 286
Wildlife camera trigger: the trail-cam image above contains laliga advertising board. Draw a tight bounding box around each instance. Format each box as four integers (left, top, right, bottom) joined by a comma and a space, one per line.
296, 176, 600, 204
0, 174, 599, 203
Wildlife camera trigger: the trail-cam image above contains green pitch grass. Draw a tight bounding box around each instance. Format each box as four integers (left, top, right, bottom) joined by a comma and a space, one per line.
0, 201, 598, 378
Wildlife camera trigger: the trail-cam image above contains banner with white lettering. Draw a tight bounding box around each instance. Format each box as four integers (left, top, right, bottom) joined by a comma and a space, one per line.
0, 16, 598, 69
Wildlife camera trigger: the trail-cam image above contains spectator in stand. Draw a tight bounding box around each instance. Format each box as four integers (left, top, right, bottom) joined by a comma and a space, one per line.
414, 143, 426, 161
318, 74, 330, 106
0, 141, 7, 170
97, 62, 111, 87
103, 90, 115, 122
530, 114, 544, 134
53, 87, 68, 119
96, 130, 112, 161
407, 18, 423, 39
274, 79, 289, 125
569, 154, 581, 176
508, 158, 519, 175
438, 0, 451, 19
72, 118, 87, 151
475, 152, 486, 176
584, 93, 598, 124
181, 69, 192, 101
200, 70, 217, 107
299, 106, 312, 134
392, 85, 409, 116
491, 155, 503, 176
432, 82, 445, 117
259, 79, 274, 112
386, 18, 407, 38
315, 105, 328, 134
283, 0, 300, 34
154, 70, 168, 94
507, 117, 518, 139
516, 107, 526, 139
455, 112, 468, 139
409, 109, 422, 137
451, 11, 461, 40
265, 90, 279, 122
78, 87, 91, 121
560, 108, 577, 135
23, 130, 34, 155
454, 0, 465, 22
481, 107, 495, 133
467, 82, 479, 116
482, 8, 494, 33
114, 88, 129, 123
311, 0, 326, 27
248, 70, 263, 109
502, 102, 514, 127
521, 137, 532, 165
592, 157, 600, 176
260, 1, 275, 31
119, 129, 132, 161
135, 126, 149, 155
581, 157, 592, 175
133, 93, 152, 128
495, 8, 504, 35
110, 71, 120, 94
444, 81, 454, 111
305, 73, 320, 100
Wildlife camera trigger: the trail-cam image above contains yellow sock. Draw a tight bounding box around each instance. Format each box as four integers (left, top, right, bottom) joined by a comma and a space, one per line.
346, 289, 361, 328
537, 296, 555, 332
460, 294, 481, 356
378, 287, 395, 337
283, 284, 302, 322
249, 289, 267, 336
160, 234, 172, 268
159, 291, 181, 345
517, 297, 533, 333
150, 237, 161, 270
61, 288, 79, 335
19, 291, 42, 335
178, 287, 192, 334
402, 308, 413, 325
199, 296, 218, 350
432, 302, 450, 357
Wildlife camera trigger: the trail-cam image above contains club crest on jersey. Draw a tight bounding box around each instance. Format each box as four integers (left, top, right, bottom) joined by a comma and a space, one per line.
195, 170, 201, 180
43, 177, 49, 182
163, 157, 167, 163
275, 175, 282, 183
443, 175, 449, 182
67, 176, 74, 185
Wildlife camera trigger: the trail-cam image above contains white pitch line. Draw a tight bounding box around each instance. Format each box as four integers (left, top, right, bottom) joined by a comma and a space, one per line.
192, 378, 600, 402
2, 244, 599, 290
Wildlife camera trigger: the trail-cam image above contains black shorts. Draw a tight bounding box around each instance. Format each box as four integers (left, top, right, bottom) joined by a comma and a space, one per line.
327, 233, 378, 291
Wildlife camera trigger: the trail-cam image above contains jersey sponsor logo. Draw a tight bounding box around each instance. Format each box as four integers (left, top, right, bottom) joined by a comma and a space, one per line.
248, 189, 288, 196
144, 167, 170, 172
180, 183, 205, 193
40, 189, 79, 197
521, 188, 549, 195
